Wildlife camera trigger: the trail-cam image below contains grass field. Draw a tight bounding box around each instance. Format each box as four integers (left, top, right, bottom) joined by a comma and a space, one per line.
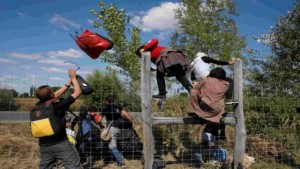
14, 98, 84, 111
1, 122, 296, 169
0, 122, 196, 169
5, 98, 298, 168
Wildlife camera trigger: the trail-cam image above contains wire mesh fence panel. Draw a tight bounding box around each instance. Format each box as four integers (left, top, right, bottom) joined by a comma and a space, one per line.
0, 80, 300, 168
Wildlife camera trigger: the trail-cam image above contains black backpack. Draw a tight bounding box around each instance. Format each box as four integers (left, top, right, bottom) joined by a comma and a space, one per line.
153, 155, 166, 169
30, 99, 64, 138
76, 75, 94, 95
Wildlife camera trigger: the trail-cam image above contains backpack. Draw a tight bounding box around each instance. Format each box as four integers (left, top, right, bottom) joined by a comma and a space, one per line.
30, 99, 64, 138
212, 147, 228, 161
153, 155, 166, 169
117, 128, 143, 157
71, 29, 113, 59
81, 118, 101, 138
76, 75, 94, 95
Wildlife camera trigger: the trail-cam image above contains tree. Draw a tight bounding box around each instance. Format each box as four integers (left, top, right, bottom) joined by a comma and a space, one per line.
30, 86, 33, 97
0, 89, 20, 111
170, 0, 246, 62
82, 70, 141, 111
250, 0, 300, 95
91, 2, 142, 84
19, 92, 29, 98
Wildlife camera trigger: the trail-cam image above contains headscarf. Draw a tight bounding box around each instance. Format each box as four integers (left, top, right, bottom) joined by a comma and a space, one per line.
208, 67, 226, 80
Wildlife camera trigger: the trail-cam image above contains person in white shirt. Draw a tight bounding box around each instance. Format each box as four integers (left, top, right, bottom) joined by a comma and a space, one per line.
190, 52, 237, 100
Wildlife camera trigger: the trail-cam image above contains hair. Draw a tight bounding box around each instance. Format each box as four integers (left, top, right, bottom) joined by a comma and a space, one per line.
79, 106, 88, 118
208, 67, 226, 80
36, 85, 53, 101
105, 95, 115, 104
89, 106, 97, 112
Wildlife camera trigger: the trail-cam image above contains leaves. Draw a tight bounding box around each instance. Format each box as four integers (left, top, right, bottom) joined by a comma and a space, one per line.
249, 0, 300, 95
81, 70, 141, 111
170, 0, 246, 62
91, 2, 142, 83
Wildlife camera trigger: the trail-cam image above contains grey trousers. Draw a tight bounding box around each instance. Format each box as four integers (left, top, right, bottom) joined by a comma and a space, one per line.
39, 140, 82, 169
108, 126, 120, 149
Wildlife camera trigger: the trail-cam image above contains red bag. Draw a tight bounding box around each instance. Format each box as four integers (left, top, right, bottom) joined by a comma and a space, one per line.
71, 29, 113, 59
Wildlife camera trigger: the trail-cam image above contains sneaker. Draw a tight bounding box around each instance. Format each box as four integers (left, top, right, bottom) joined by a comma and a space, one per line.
118, 163, 126, 168
194, 153, 204, 163
225, 99, 238, 105
152, 94, 166, 100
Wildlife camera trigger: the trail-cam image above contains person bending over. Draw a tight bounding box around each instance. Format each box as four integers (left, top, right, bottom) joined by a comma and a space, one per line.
136, 38, 192, 99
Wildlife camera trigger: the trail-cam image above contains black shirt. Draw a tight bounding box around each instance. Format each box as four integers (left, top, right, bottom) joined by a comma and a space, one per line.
100, 104, 122, 127
39, 96, 75, 147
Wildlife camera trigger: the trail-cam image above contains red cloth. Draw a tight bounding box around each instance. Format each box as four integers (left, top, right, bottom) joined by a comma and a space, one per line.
93, 114, 101, 123
142, 39, 166, 63
74, 29, 113, 59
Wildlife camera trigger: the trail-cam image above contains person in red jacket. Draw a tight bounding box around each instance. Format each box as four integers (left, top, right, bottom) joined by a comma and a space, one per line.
136, 39, 192, 99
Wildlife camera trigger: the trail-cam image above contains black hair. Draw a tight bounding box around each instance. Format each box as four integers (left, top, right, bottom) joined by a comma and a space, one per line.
89, 106, 97, 112
105, 95, 115, 104
208, 67, 227, 80
79, 106, 88, 119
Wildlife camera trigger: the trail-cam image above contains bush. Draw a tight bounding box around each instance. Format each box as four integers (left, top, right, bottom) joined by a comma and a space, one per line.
0, 89, 20, 111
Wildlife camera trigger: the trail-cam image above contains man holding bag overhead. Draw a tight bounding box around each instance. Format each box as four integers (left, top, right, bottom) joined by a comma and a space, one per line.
31, 68, 82, 169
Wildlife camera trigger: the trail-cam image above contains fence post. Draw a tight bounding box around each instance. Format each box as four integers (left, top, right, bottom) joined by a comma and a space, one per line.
141, 52, 154, 169
233, 59, 246, 169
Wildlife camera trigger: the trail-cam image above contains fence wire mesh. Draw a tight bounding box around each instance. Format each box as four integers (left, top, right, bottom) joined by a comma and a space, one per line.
0, 85, 299, 169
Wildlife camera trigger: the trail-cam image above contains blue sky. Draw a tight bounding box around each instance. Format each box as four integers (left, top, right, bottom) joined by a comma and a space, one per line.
0, 0, 295, 94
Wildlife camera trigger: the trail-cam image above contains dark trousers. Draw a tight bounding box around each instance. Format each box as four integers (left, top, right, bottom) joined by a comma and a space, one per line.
204, 123, 226, 141
225, 77, 233, 100
156, 66, 192, 95
39, 140, 82, 169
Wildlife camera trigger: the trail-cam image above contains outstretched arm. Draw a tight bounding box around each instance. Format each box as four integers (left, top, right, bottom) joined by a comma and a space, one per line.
54, 79, 72, 98
121, 110, 134, 127
69, 68, 81, 99
202, 56, 236, 65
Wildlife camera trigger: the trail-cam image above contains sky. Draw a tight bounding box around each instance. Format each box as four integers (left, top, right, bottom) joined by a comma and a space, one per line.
0, 0, 295, 94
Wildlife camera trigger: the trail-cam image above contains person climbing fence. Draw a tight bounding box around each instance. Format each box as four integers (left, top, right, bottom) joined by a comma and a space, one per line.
136, 38, 192, 99
190, 52, 237, 100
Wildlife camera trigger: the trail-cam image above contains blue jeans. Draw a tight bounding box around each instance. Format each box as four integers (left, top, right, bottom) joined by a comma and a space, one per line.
109, 127, 124, 165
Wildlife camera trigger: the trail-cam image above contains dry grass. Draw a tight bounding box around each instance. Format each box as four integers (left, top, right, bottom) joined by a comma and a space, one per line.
3, 97, 298, 168
0, 122, 195, 169
0, 123, 39, 169
0, 122, 297, 169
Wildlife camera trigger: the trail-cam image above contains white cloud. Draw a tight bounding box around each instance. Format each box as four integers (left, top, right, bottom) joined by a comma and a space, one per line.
87, 19, 94, 25
49, 14, 81, 31
77, 70, 93, 76
17, 12, 26, 17
40, 67, 67, 74
38, 59, 66, 66
25, 73, 39, 83
0, 77, 5, 82
0, 58, 18, 64
48, 48, 84, 59
20, 65, 32, 70
130, 2, 180, 32
8, 52, 43, 60
0, 83, 17, 90
49, 77, 64, 81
